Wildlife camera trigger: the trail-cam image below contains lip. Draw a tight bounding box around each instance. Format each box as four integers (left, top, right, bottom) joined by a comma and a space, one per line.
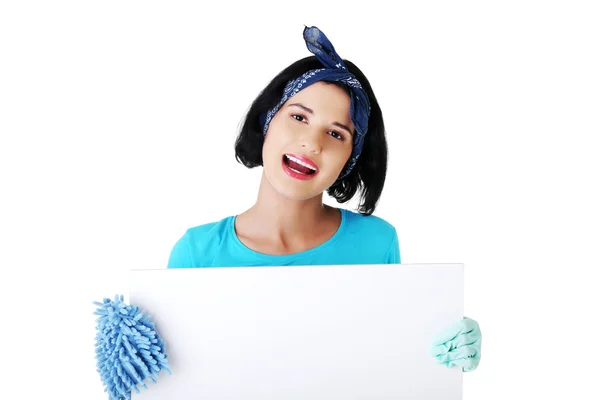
282, 153, 320, 180
288, 154, 319, 171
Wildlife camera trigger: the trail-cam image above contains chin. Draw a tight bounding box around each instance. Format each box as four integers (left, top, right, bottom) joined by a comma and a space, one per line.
264, 171, 327, 202
274, 180, 325, 202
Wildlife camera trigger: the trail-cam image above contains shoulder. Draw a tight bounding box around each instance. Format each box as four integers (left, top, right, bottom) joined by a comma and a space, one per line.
185, 216, 232, 245
167, 215, 234, 268
342, 208, 397, 236
339, 208, 400, 263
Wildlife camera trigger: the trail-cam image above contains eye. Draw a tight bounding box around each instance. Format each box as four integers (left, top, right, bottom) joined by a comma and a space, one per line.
292, 114, 307, 123
328, 131, 344, 141
292, 114, 344, 141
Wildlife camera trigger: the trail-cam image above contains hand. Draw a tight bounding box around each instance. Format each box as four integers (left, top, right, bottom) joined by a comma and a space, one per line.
430, 316, 482, 372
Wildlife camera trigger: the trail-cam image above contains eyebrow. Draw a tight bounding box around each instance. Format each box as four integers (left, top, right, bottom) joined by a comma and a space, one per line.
288, 103, 353, 136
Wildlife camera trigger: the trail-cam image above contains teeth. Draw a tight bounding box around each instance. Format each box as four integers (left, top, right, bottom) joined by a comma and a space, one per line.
285, 155, 316, 171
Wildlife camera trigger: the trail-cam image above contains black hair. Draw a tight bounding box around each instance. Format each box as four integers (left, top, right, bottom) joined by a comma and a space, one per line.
235, 56, 388, 216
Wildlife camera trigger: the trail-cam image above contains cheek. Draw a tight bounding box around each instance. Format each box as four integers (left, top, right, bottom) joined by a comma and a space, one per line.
321, 146, 352, 177
335, 145, 354, 172
262, 130, 285, 164
264, 123, 291, 153
337, 142, 353, 163
261, 136, 274, 163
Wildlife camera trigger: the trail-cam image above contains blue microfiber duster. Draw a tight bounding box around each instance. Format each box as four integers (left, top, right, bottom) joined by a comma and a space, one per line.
94, 294, 171, 400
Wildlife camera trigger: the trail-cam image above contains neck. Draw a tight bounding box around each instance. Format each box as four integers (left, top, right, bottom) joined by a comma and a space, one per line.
240, 171, 336, 239
258, 171, 329, 225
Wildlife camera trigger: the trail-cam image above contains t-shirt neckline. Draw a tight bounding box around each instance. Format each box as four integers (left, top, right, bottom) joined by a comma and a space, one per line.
229, 208, 347, 260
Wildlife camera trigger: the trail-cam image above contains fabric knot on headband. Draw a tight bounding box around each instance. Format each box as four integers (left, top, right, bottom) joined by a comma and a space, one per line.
260, 26, 371, 180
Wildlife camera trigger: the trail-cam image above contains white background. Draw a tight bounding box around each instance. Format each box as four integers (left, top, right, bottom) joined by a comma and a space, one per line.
1, 1, 598, 398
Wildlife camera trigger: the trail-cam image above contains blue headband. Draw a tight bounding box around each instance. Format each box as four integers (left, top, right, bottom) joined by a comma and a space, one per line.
260, 26, 371, 180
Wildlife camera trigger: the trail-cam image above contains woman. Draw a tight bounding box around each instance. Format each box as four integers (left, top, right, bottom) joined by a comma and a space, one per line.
168, 25, 481, 372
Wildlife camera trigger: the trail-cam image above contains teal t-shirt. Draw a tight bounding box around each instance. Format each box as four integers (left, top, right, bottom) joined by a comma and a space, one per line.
167, 208, 400, 268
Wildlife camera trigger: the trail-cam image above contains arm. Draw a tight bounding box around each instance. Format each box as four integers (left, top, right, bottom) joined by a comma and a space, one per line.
166, 230, 195, 268
385, 229, 401, 264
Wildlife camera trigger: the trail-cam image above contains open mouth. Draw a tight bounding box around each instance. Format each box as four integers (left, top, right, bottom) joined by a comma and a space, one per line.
282, 154, 319, 179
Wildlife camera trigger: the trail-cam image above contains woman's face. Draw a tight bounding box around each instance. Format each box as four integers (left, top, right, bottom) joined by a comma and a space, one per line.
262, 81, 354, 201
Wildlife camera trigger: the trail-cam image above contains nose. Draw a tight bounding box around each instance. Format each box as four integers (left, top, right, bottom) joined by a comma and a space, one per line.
300, 129, 323, 154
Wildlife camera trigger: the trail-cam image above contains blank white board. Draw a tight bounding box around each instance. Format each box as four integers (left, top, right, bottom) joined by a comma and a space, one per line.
129, 264, 463, 399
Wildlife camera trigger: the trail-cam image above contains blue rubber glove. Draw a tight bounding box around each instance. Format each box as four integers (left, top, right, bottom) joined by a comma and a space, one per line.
430, 316, 482, 372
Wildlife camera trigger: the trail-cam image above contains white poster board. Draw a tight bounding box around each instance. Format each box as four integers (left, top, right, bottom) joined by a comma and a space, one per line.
129, 264, 463, 399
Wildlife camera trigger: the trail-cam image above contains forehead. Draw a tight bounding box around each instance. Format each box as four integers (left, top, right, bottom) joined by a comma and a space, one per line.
287, 81, 352, 118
